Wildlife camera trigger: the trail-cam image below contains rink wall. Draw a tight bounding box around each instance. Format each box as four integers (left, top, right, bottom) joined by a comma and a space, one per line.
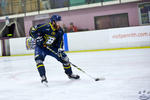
9, 38, 34, 56
0, 40, 2, 56
1, 25, 150, 56
67, 25, 150, 51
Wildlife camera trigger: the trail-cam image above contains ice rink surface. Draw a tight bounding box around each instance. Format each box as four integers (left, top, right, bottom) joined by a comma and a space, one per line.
0, 48, 150, 100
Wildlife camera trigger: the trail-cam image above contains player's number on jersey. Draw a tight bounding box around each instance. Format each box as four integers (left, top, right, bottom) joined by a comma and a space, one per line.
46, 37, 55, 45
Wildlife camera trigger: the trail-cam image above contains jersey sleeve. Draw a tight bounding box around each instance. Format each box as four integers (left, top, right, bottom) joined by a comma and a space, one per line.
29, 27, 38, 39
29, 23, 49, 39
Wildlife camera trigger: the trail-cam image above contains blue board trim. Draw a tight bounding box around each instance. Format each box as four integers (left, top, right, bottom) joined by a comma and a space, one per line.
63, 33, 69, 51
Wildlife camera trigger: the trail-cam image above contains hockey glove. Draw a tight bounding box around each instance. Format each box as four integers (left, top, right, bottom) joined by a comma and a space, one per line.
36, 36, 44, 46
26, 37, 36, 49
58, 48, 69, 62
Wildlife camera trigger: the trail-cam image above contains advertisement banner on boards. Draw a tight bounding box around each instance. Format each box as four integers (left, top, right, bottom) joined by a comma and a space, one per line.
109, 26, 150, 43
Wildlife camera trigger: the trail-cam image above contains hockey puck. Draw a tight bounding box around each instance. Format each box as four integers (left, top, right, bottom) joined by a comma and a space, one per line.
95, 78, 100, 81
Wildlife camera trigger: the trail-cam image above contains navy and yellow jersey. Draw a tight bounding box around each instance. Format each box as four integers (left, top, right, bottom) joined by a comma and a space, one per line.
29, 23, 64, 49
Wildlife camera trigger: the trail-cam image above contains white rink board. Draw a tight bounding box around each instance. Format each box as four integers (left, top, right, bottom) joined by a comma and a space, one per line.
67, 26, 150, 51
9, 37, 34, 55
8, 25, 150, 55
109, 25, 150, 43
67, 30, 109, 51
0, 40, 2, 56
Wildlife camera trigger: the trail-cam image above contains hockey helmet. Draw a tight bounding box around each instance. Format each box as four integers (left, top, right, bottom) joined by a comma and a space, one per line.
50, 14, 61, 22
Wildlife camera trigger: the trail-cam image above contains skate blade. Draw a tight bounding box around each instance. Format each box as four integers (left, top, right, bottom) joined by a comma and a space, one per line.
98, 77, 105, 81
42, 82, 48, 87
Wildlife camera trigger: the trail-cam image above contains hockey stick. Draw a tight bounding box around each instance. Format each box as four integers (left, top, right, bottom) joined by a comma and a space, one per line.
46, 46, 104, 81
70, 62, 103, 81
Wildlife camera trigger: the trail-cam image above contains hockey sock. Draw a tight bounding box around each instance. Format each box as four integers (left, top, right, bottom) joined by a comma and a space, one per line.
63, 64, 72, 75
37, 63, 46, 77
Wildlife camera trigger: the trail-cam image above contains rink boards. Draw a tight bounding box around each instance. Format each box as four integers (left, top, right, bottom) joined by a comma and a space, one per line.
0, 25, 150, 56
67, 25, 150, 51
0, 40, 1, 56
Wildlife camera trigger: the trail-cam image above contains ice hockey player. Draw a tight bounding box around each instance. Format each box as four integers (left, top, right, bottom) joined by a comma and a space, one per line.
29, 14, 80, 84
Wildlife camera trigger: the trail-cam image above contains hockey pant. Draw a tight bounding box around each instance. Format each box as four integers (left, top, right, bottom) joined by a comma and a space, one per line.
34, 46, 72, 77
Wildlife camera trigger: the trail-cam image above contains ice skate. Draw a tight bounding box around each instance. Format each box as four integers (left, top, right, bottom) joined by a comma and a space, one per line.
41, 76, 48, 87
41, 76, 48, 83
68, 74, 80, 79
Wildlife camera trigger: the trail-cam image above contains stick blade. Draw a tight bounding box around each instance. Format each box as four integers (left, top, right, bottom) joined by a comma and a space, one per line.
95, 77, 105, 81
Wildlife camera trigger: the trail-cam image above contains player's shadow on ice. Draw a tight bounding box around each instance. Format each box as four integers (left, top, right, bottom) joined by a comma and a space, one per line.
47, 79, 80, 87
